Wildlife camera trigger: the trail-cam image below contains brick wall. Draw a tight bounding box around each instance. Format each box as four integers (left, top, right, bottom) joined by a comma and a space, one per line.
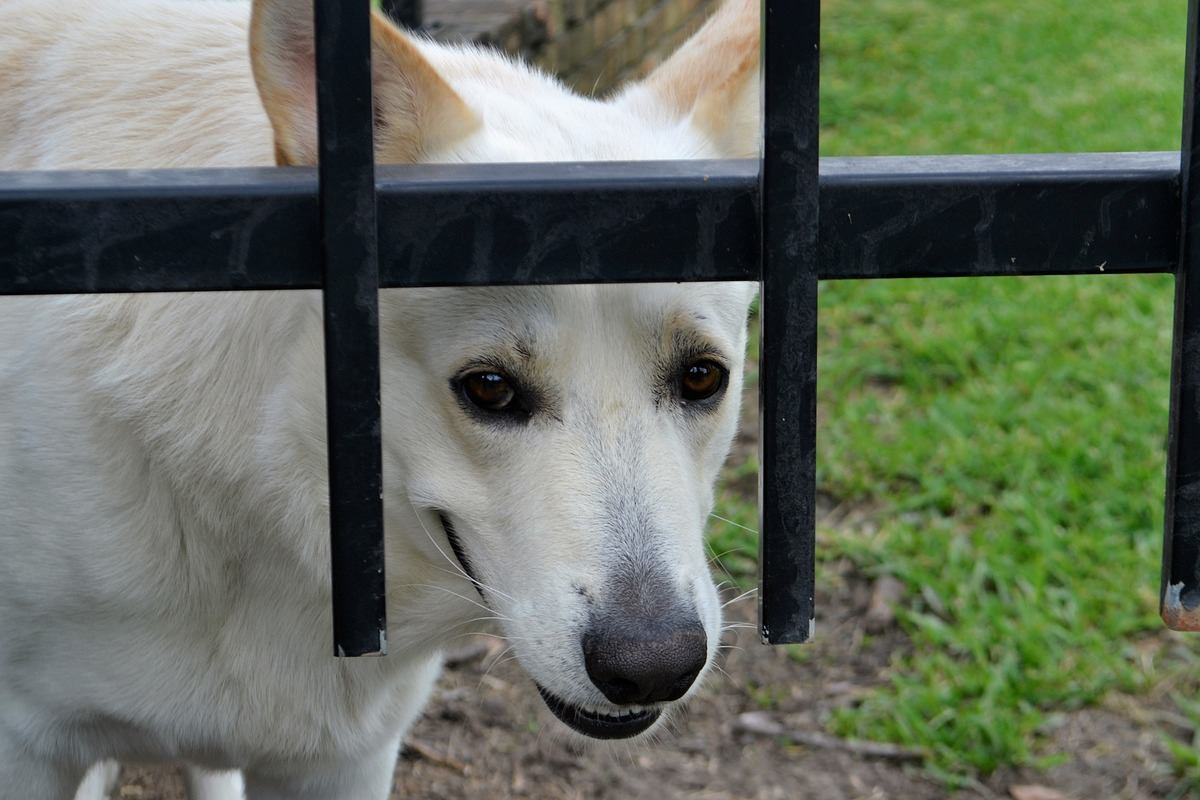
425, 0, 720, 95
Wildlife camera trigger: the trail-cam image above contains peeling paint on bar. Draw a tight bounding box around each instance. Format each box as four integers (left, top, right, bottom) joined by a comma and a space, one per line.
1162, 582, 1200, 631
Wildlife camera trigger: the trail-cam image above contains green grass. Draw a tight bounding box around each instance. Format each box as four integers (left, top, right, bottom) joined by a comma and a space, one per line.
708, 0, 1197, 785
821, 0, 1186, 156
819, 275, 1175, 778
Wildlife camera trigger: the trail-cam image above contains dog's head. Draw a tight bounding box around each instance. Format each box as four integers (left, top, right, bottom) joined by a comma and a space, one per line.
251, 0, 760, 739
378, 282, 755, 738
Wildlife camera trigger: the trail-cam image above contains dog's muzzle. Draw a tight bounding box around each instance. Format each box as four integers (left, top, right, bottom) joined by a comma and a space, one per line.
435, 512, 705, 740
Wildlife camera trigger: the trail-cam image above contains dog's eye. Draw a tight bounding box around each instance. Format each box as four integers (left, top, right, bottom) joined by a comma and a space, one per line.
461, 371, 518, 413
679, 360, 727, 403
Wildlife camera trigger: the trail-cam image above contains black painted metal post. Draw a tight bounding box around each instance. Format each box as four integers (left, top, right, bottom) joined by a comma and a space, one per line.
758, 0, 820, 643
380, 0, 422, 29
315, 0, 388, 656
1164, 0, 1200, 632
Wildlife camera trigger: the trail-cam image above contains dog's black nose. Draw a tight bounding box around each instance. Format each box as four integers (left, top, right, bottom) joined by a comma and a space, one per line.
582, 619, 707, 706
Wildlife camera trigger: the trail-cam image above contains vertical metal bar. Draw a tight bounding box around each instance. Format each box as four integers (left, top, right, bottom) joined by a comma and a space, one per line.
1165, 0, 1200, 632
380, 0, 422, 29
315, 0, 388, 656
758, 0, 820, 643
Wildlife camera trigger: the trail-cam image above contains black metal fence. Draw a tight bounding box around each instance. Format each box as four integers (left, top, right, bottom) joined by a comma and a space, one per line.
5, 0, 1200, 653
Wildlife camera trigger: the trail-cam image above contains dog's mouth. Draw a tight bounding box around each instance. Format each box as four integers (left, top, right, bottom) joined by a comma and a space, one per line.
437, 512, 483, 594
535, 686, 662, 739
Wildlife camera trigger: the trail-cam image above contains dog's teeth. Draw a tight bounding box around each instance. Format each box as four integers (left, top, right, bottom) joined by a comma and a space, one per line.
576, 701, 654, 722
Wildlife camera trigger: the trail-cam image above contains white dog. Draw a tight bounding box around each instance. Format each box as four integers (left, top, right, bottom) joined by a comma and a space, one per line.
0, 0, 760, 797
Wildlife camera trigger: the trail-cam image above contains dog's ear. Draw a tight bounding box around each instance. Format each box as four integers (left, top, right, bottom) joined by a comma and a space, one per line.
250, 1, 480, 166
619, 0, 760, 158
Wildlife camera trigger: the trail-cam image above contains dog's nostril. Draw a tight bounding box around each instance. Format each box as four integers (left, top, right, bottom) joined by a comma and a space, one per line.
582, 621, 707, 706
605, 676, 640, 700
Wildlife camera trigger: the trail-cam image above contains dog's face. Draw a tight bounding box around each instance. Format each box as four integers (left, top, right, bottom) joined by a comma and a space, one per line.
380, 282, 754, 737
250, 0, 760, 738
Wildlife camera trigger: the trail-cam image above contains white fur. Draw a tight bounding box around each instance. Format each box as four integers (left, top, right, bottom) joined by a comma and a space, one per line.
0, 1, 759, 798
73, 762, 117, 800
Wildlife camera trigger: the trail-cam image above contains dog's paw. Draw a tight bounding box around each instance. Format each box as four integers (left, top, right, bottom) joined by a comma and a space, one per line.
184, 766, 246, 800
73, 761, 119, 800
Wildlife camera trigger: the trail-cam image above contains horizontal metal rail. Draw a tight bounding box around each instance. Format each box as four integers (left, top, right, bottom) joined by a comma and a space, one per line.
0, 161, 758, 292
821, 152, 1179, 279
1, 153, 1179, 296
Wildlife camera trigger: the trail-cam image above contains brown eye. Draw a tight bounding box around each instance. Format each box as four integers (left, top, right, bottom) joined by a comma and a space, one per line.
461, 371, 517, 412
679, 360, 727, 403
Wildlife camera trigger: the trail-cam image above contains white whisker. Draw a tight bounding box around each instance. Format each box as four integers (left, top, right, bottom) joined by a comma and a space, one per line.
423, 562, 516, 602
445, 616, 510, 636
407, 501, 516, 602
494, 653, 522, 669
708, 544, 748, 561
401, 582, 511, 618
709, 662, 734, 684
452, 614, 508, 627
721, 586, 758, 608
709, 512, 759, 535
478, 645, 515, 684
705, 541, 740, 587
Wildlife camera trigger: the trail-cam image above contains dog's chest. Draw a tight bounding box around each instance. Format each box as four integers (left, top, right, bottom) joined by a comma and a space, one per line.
66, 637, 443, 767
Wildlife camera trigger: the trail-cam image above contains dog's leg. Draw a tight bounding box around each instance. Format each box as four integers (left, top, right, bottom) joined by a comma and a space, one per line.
184, 765, 245, 800
73, 760, 119, 800
241, 737, 400, 800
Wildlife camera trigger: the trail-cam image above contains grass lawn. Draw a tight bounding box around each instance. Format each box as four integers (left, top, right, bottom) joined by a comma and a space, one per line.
707, 0, 1199, 786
